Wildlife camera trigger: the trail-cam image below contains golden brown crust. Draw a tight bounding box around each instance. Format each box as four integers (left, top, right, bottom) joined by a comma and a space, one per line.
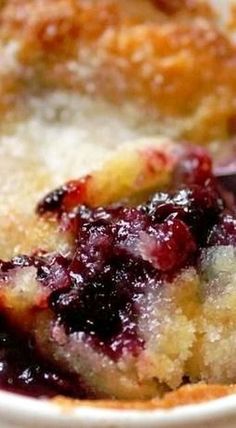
228, 4, 236, 30
53, 383, 236, 410
0, 0, 236, 409
0, 0, 235, 142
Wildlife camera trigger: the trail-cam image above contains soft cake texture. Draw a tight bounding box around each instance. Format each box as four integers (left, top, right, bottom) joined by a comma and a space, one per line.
0, 0, 235, 262
0, 140, 236, 401
0, 0, 236, 406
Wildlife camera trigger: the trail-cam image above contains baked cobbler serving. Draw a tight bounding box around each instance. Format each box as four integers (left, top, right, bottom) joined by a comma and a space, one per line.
0, 0, 236, 408
0, 138, 236, 404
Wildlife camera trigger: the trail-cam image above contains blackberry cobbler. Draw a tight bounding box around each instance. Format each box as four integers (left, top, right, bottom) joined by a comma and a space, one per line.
0, 0, 236, 408
0, 139, 236, 402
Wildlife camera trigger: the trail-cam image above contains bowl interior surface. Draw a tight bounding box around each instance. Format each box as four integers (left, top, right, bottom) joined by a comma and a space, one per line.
0, 391, 236, 428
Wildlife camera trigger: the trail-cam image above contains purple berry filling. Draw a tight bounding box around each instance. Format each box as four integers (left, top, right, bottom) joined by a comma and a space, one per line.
0, 147, 236, 398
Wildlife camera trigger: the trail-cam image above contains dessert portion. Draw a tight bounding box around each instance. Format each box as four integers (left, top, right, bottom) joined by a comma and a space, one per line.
0, 0, 236, 406
0, 0, 235, 271
0, 139, 236, 400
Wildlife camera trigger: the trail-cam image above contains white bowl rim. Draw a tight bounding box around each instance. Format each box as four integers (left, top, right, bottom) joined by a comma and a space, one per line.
0, 389, 236, 427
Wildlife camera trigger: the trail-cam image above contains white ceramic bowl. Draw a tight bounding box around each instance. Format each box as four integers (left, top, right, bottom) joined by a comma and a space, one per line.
0, 2, 235, 428
1, 391, 236, 428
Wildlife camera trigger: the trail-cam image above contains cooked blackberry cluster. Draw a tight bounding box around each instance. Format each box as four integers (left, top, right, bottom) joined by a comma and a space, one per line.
0, 141, 236, 400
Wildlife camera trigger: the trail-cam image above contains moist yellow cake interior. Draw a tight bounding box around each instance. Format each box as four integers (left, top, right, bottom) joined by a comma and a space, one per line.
0, 0, 236, 407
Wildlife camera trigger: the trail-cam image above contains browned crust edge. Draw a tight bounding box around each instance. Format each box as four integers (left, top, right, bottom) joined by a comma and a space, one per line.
52, 384, 236, 411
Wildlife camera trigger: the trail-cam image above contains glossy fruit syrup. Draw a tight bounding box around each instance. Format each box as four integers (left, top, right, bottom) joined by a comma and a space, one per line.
0, 147, 235, 398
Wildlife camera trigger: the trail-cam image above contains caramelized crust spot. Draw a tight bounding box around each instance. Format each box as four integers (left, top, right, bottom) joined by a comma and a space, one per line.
151, 0, 214, 16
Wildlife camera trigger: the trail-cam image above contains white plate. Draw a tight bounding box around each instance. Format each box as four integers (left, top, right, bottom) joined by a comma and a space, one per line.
0, 1, 235, 427
1, 391, 236, 428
